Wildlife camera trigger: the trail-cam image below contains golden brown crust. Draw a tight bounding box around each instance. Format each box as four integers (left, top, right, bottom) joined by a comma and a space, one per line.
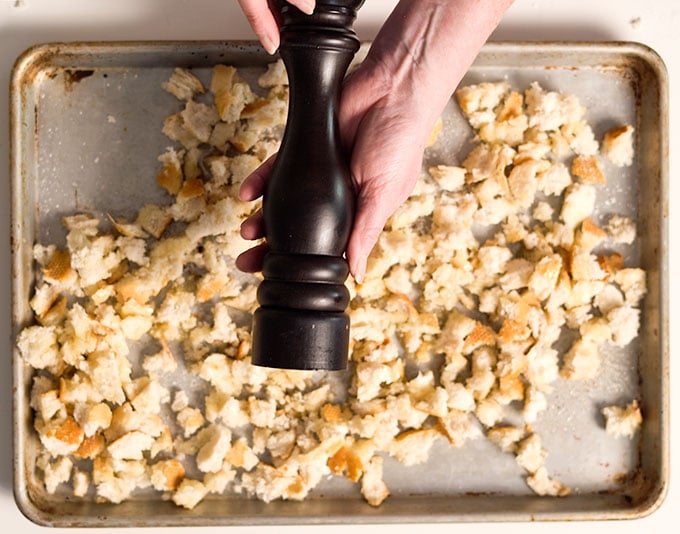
426, 116, 443, 147
497, 91, 524, 122
177, 177, 205, 202
74, 434, 105, 459
156, 162, 183, 195
327, 446, 363, 482
162, 459, 186, 491
37, 296, 68, 326
241, 98, 272, 118
498, 319, 531, 343
571, 155, 606, 184
42, 249, 74, 283
320, 403, 344, 424
47, 417, 84, 447
463, 322, 497, 353
597, 253, 625, 278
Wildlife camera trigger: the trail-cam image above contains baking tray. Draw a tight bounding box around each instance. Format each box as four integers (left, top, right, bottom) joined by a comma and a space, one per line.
10, 41, 669, 527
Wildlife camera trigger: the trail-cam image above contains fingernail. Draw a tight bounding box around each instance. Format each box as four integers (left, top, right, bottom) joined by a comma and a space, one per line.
261, 33, 278, 55
239, 181, 255, 201
239, 221, 249, 239
235, 252, 247, 273
353, 261, 365, 285
238, 184, 248, 201
298, 0, 315, 15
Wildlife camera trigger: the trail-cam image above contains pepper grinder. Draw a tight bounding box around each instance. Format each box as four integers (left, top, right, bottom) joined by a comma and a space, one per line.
251, 0, 364, 370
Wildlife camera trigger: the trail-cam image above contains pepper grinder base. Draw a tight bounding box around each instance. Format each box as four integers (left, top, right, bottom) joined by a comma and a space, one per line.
251, 307, 350, 370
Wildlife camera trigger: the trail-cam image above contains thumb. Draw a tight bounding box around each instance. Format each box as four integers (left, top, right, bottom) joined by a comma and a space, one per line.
346, 185, 394, 284
345, 140, 426, 283
237, 0, 280, 54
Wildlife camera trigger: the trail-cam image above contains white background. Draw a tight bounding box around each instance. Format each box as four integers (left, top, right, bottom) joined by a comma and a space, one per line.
0, 0, 676, 532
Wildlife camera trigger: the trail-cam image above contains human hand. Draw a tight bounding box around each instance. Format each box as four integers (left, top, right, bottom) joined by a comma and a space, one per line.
235, 0, 514, 282
237, 0, 316, 54
235, 54, 436, 283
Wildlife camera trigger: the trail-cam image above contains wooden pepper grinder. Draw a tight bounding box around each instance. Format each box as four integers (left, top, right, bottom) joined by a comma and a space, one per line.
251, 0, 364, 370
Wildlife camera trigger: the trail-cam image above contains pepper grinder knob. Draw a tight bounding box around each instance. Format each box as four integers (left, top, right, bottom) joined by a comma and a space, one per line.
251, 0, 364, 370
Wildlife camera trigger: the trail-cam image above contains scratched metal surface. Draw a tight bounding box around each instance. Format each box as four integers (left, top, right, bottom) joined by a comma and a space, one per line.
10, 42, 668, 527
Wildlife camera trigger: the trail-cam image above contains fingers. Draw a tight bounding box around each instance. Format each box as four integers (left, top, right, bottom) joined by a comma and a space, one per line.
237, 0, 281, 54
345, 185, 396, 284
236, 242, 268, 273
240, 208, 264, 240
237, 154, 275, 274
343, 109, 427, 282
238, 0, 316, 53
239, 154, 276, 201
238, 197, 265, 275
286, 0, 315, 15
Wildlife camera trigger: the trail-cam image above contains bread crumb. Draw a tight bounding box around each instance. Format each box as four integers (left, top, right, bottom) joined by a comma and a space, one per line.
606, 214, 636, 244
38, 416, 85, 456
561, 338, 600, 380
17, 325, 60, 370
150, 459, 186, 491
526, 466, 570, 497
72, 469, 91, 497
162, 68, 205, 101
515, 434, 546, 473
177, 407, 206, 438
258, 59, 288, 88
487, 426, 525, 453
426, 116, 444, 147
571, 155, 606, 184
525, 82, 585, 131
172, 479, 208, 510
108, 431, 155, 460
607, 305, 640, 347
561, 183, 596, 228
601, 125, 634, 167
43, 456, 73, 494
73, 402, 112, 437
602, 400, 642, 438
360, 456, 390, 506
196, 426, 232, 473
614, 268, 647, 306
211, 65, 255, 123
388, 428, 440, 466
428, 165, 466, 192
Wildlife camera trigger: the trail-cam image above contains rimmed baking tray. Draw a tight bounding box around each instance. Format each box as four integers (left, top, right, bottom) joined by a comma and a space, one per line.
11, 41, 668, 527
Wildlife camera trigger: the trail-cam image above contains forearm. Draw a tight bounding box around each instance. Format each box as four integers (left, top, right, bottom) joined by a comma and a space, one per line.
368, 0, 514, 132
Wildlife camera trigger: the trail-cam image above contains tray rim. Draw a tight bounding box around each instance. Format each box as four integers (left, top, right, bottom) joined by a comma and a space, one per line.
10, 39, 670, 527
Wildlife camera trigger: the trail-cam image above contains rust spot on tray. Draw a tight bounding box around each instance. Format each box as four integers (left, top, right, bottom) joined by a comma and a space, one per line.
614, 472, 632, 485
544, 65, 582, 71
13, 45, 62, 86
64, 69, 94, 91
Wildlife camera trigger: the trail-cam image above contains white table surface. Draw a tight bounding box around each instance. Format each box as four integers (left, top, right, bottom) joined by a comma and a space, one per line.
1, 0, 676, 532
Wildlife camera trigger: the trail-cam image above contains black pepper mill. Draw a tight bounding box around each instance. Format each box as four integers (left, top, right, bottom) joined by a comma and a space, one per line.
251, 0, 364, 371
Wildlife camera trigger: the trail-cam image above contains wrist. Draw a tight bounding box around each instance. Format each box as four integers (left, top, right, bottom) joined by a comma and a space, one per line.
367, 0, 514, 134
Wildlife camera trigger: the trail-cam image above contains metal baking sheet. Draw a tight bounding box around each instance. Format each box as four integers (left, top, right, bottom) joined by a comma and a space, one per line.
11, 41, 669, 527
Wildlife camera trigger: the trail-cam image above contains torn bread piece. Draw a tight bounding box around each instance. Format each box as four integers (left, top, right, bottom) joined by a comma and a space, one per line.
162, 68, 206, 101
602, 400, 642, 438
606, 214, 636, 245
211, 65, 256, 123
601, 125, 634, 167
571, 155, 606, 184
360, 455, 390, 507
